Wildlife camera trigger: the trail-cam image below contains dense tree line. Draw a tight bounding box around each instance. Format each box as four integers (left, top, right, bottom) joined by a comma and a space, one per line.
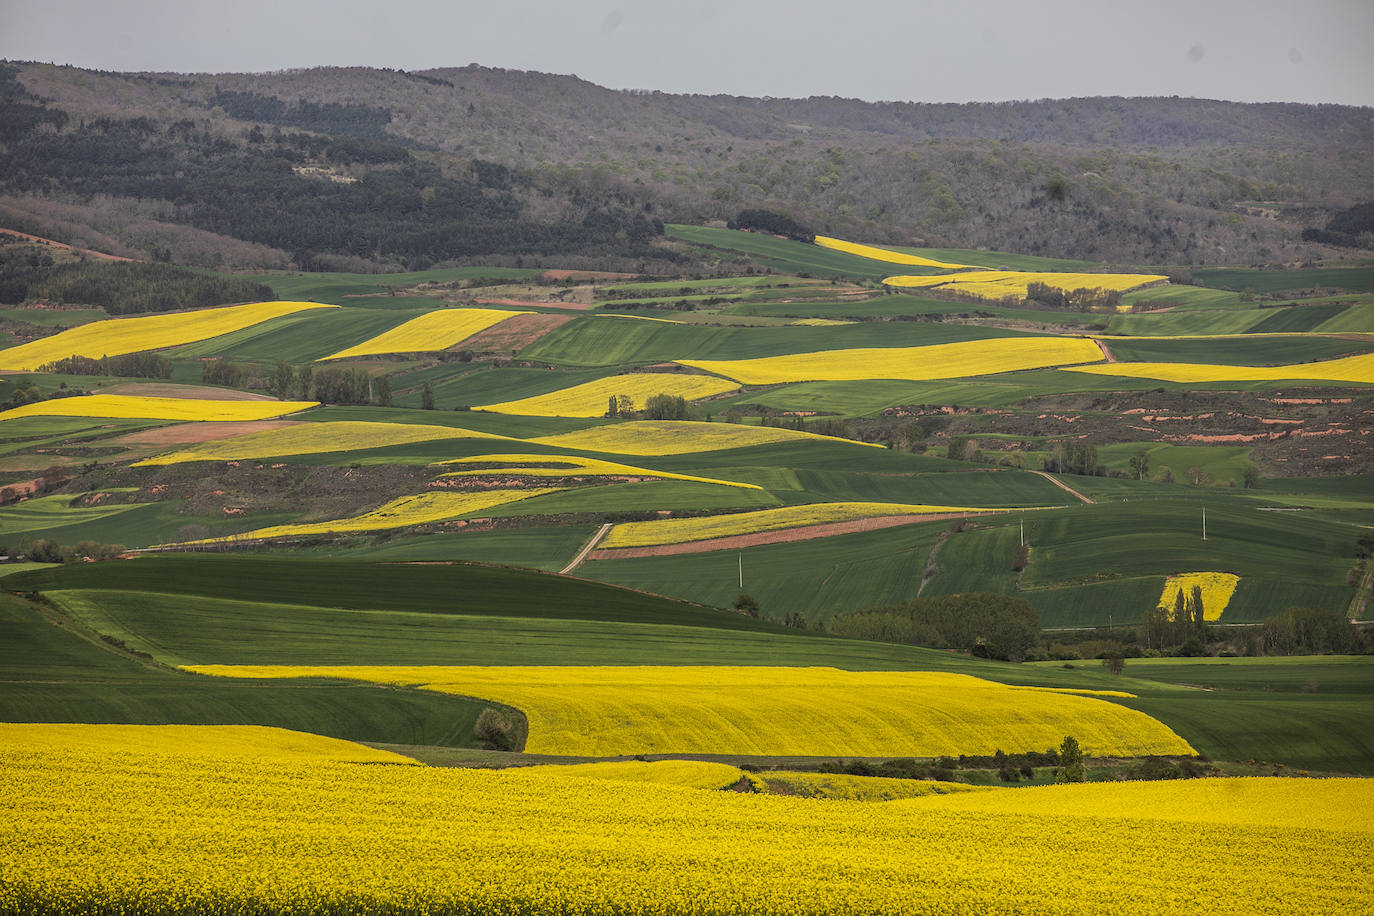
211, 90, 395, 142
39, 353, 172, 379
728, 208, 814, 242
1302, 201, 1374, 250
0, 245, 274, 313
825, 592, 1040, 661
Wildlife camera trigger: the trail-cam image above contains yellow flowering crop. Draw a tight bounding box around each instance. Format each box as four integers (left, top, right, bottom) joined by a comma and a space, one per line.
885, 270, 1168, 300
0, 300, 334, 371
0, 394, 318, 422
180, 488, 559, 543
0, 723, 418, 765
813, 235, 978, 269
592, 313, 683, 324
757, 771, 988, 801
479, 373, 738, 417
437, 452, 762, 489
527, 419, 881, 455
512, 759, 749, 790
134, 420, 510, 466
679, 336, 1104, 384
1158, 572, 1241, 621
4, 739, 1367, 915
601, 501, 1020, 547
321, 308, 526, 360
185, 666, 1195, 758
1062, 351, 1374, 385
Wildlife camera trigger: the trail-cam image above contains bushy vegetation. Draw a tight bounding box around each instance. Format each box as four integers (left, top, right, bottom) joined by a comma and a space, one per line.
728, 208, 815, 243
38, 353, 173, 379
826, 592, 1040, 661
0, 241, 274, 313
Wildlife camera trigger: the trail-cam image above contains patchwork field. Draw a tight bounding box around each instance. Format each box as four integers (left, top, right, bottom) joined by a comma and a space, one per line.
479, 372, 739, 417
321, 307, 527, 359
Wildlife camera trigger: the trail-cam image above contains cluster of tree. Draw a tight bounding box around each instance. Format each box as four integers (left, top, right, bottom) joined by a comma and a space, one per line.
605, 392, 699, 421
211, 89, 395, 142
39, 353, 172, 379
201, 359, 248, 388
752, 413, 854, 441
1043, 441, 1100, 476
267, 361, 392, 406
0, 382, 88, 412
12, 537, 125, 564
1257, 606, 1359, 655
1302, 201, 1374, 250
1025, 281, 1123, 310
727, 208, 815, 242
825, 592, 1040, 661
1140, 585, 1210, 653
0, 244, 274, 312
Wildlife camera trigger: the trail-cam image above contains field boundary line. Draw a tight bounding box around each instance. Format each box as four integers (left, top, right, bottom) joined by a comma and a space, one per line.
1031, 470, 1095, 504
562, 523, 613, 574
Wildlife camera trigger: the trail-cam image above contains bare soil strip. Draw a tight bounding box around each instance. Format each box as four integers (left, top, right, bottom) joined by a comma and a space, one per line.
1094, 338, 1118, 362
1030, 470, 1095, 504
473, 298, 592, 311
561, 523, 613, 574
455, 313, 575, 351
106, 420, 301, 447
591, 513, 985, 559
0, 227, 135, 262
100, 383, 276, 401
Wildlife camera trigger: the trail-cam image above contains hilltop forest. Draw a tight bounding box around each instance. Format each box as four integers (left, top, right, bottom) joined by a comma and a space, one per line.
0, 61, 1371, 272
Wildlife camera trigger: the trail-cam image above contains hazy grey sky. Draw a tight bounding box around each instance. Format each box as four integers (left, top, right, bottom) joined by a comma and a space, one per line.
3, 0, 1371, 106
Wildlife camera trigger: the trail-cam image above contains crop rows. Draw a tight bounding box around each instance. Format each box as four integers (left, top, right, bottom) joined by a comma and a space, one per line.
134, 420, 508, 465
0, 394, 318, 422
1063, 351, 1374, 384
438, 452, 761, 489
528, 419, 874, 455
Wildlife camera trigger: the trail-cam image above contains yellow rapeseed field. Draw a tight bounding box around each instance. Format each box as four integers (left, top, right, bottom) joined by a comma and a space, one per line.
601, 501, 1019, 547
813, 235, 978, 269
527, 419, 881, 455
186, 666, 1195, 758
885, 269, 1168, 300
1158, 572, 1241, 621
1062, 351, 1374, 385
512, 760, 749, 790
184, 488, 559, 543
0, 300, 334, 371
4, 736, 1368, 915
678, 336, 1104, 384
0, 723, 417, 765
478, 372, 738, 417
321, 307, 526, 360
757, 772, 987, 801
134, 420, 509, 466
438, 452, 762, 489
0, 394, 318, 422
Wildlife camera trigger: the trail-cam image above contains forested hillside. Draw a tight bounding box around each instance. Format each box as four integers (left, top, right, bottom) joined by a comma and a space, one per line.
1, 61, 1371, 270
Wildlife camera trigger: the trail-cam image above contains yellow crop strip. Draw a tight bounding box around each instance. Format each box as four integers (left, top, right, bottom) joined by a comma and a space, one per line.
601, 501, 1023, 547
1062, 351, 1374, 385
679, 336, 1104, 384
186, 666, 1194, 758
478, 373, 738, 417
134, 421, 510, 466
321, 307, 526, 360
885, 269, 1168, 300
0, 394, 318, 422
0, 723, 417, 765
813, 235, 978, 269
437, 452, 762, 489
4, 737, 1368, 915
1158, 572, 1240, 621
758, 772, 988, 801
0, 301, 334, 371
527, 418, 881, 455
182, 488, 559, 543
513, 760, 749, 790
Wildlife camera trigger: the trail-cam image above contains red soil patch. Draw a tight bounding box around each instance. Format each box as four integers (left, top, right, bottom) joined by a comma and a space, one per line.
474, 297, 592, 311
453, 313, 574, 351
106, 420, 301, 448
591, 513, 985, 559
100, 382, 276, 401
0, 227, 135, 262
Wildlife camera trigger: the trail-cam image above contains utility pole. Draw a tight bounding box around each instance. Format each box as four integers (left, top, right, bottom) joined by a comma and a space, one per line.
738, 552, 743, 590
1202, 506, 1207, 541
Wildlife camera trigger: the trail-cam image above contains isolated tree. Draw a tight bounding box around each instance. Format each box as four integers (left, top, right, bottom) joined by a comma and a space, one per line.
606, 395, 619, 418
271, 361, 294, 400
374, 375, 392, 407
1242, 464, 1261, 489
474, 708, 515, 751
1055, 735, 1085, 783
421, 382, 436, 410
733, 594, 760, 618
1128, 450, 1150, 481
1101, 652, 1125, 675
615, 394, 635, 417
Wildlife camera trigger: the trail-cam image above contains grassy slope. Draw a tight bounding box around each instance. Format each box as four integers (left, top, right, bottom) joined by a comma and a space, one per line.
665, 225, 895, 279
1105, 334, 1374, 366
0, 593, 492, 746
1194, 265, 1374, 294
